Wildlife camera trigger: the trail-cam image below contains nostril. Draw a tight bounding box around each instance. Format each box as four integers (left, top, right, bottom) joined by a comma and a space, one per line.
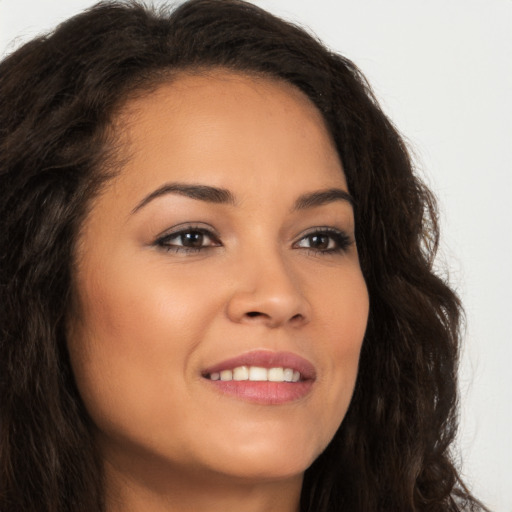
246, 311, 263, 318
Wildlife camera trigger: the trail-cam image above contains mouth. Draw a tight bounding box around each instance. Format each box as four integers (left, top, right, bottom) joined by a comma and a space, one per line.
201, 350, 315, 404
206, 366, 302, 383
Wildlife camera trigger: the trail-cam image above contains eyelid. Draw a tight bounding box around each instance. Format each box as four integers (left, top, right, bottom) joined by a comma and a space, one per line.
292, 226, 353, 253
154, 223, 221, 250
155, 222, 219, 240
152, 223, 352, 254
294, 225, 351, 240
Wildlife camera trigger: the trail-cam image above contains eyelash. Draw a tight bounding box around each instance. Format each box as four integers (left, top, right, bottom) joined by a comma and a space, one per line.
155, 226, 221, 254
155, 225, 352, 255
293, 227, 352, 255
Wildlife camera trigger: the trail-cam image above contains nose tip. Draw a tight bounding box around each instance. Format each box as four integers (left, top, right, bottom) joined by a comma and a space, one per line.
240, 303, 307, 328
226, 264, 311, 328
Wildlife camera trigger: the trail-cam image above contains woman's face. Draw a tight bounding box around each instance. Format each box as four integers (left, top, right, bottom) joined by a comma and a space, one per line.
68, 71, 369, 487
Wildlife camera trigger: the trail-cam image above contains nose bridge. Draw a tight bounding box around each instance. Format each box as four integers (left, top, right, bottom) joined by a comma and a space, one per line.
226, 240, 310, 327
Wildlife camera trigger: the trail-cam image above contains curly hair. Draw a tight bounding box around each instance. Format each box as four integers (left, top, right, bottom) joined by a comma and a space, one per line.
0, 1, 487, 511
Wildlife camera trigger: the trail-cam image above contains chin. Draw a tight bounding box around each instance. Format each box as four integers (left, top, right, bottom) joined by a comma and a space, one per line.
207, 455, 313, 482
192, 429, 328, 482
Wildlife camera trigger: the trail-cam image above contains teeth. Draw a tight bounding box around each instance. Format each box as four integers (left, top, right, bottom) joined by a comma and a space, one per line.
249, 366, 268, 381
268, 367, 284, 382
220, 370, 233, 381
233, 366, 249, 381
283, 368, 294, 382
209, 366, 301, 382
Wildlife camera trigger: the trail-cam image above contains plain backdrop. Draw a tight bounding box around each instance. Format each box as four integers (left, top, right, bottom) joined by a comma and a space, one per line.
1, 0, 511, 510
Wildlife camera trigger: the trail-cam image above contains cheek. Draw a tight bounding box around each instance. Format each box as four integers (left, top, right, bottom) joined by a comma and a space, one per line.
72, 253, 216, 353
311, 264, 369, 348
310, 268, 368, 426
66, 256, 219, 431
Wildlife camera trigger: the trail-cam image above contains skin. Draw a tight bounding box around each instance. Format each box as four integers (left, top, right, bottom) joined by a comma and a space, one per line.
68, 70, 369, 512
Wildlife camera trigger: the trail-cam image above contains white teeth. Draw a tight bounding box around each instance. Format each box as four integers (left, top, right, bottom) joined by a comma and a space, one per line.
283, 368, 294, 382
268, 367, 284, 382
249, 366, 268, 381
209, 366, 301, 382
233, 366, 249, 381
220, 370, 233, 381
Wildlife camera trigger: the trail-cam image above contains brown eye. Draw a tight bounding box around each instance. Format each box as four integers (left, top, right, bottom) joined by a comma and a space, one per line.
156, 227, 221, 252
306, 234, 331, 250
294, 228, 351, 254
180, 231, 205, 247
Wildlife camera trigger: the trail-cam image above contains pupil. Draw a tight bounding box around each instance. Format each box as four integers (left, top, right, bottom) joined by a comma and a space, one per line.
310, 234, 329, 249
182, 232, 203, 247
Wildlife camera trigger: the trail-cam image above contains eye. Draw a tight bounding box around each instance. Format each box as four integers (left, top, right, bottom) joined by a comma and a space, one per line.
155, 226, 221, 253
294, 228, 352, 254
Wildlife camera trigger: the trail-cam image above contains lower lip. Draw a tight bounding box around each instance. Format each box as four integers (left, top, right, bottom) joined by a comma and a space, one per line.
205, 379, 314, 404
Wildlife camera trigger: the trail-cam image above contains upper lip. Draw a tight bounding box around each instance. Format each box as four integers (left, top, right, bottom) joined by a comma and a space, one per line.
202, 350, 316, 380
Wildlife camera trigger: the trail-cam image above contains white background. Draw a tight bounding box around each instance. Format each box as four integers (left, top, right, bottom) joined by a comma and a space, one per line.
1, 0, 510, 510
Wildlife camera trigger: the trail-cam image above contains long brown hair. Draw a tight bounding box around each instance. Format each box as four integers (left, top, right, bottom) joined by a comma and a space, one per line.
0, 1, 487, 510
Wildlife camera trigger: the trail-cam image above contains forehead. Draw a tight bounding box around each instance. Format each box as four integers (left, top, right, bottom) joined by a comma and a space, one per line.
120, 69, 330, 135
105, 70, 346, 205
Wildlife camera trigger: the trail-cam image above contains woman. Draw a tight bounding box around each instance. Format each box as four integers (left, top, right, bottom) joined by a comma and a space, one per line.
0, 1, 488, 511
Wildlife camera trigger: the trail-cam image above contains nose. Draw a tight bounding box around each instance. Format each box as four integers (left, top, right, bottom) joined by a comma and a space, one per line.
226, 250, 311, 329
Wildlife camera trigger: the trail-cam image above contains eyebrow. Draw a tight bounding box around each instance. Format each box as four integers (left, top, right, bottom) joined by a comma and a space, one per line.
132, 182, 353, 214
132, 182, 236, 213
292, 188, 354, 211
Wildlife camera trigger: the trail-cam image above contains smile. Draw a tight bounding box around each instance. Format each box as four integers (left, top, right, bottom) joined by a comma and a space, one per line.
208, 366, 301, 382
202, 350, 315, 404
